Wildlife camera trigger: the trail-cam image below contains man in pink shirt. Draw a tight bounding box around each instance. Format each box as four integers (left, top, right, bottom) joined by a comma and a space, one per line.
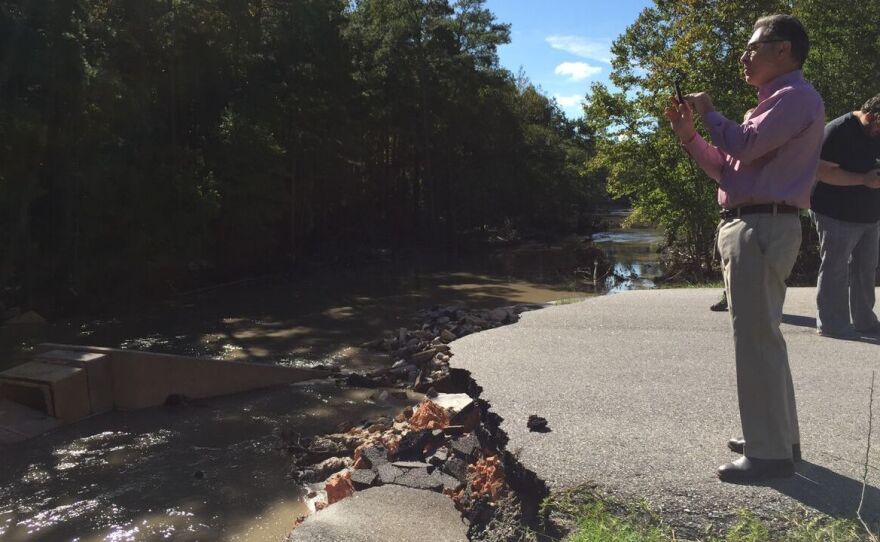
665, 15, 825, 483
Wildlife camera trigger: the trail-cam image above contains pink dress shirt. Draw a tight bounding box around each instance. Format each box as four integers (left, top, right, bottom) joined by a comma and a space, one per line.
683, 70, 825, 210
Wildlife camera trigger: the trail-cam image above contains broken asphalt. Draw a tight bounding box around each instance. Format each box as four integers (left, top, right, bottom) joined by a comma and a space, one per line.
291, 287, 880, 540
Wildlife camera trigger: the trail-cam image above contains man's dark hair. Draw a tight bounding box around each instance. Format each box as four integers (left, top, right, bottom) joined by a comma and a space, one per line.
861, 94, 880, 116
754, 15, 809, 68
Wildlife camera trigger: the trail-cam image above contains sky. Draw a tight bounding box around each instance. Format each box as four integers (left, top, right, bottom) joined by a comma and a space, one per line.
483, 0, 653, 119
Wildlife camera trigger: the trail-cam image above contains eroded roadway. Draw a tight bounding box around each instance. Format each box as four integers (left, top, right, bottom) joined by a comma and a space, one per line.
450, 287, 880, 537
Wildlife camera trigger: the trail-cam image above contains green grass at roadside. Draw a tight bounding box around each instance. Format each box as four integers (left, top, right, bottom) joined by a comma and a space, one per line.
719, 510, 866, 542
550, 296, 591, 305
565, 501, 670, 542
543, 485, 875, 542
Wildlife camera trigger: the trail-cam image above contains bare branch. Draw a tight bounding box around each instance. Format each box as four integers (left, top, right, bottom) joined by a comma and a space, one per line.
857, 370, 878, 542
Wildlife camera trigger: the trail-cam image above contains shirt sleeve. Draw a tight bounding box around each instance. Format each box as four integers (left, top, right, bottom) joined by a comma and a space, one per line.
682, 133, 726, 182
702, 89, 816, 165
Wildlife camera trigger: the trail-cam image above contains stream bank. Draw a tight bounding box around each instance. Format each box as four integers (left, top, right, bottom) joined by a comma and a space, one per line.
0, 218, 667, 541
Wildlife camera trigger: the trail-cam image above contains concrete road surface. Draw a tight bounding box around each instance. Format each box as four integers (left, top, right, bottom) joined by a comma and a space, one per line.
289, 485, 469, 541
450, 288, 880, 536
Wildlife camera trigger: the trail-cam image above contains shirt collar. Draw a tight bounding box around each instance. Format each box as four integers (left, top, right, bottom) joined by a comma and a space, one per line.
758, 69, 804, 101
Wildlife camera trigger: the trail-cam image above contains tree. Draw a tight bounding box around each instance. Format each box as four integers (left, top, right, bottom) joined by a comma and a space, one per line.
797, 0, 880, 117
585, 0, 880, 279
0, 0, 603, 312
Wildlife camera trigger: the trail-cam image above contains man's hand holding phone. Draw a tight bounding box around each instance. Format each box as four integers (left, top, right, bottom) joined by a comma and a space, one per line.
664, 91, 697, 144
684, 92, 715, 116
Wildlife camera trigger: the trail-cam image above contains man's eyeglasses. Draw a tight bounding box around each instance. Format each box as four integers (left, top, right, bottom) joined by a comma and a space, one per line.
743, 39, 786, 57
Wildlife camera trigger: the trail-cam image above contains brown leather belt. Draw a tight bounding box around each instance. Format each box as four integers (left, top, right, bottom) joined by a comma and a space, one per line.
720, 203, 800, 219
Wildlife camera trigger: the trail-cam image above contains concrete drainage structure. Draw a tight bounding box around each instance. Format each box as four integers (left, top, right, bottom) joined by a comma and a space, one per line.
0, 343, 328, 444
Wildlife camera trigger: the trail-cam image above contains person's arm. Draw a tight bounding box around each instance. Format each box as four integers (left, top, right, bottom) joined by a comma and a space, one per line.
701, 89, 818, 165
817, 160, 880, 187
682, 133, 726, 183
664, 98, 725, 182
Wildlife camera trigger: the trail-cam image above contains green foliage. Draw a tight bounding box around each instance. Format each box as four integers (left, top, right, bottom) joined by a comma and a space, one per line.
543, 484, 676, 542
799, 0, 880, 117
0, 0, 602, 311
783, 514, 866, 542
566, 501, 671, 542
585, 0, 880, 279
714, 509, 869, 542
724, 511, 771, 542
550, 488, 874, 542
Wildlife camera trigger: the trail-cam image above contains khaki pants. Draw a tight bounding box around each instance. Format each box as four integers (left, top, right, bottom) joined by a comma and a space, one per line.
718, 213, 801, 460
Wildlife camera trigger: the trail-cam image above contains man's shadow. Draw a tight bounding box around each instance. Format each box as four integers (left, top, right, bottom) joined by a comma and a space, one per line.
782, 314, 880, 345
768, 461, 880, 528
782, 314, 817, 328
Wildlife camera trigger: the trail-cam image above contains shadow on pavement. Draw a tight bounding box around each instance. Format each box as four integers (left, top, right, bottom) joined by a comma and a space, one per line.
769, 461, 880, 527
782, 314, 817, 328
782, 314, 880, 345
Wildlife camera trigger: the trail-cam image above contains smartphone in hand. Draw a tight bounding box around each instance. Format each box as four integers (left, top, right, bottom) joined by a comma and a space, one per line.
673, 79, 684, 104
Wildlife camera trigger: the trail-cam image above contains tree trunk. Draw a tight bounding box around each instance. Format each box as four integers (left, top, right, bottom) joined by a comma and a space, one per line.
289, 129, 299, 261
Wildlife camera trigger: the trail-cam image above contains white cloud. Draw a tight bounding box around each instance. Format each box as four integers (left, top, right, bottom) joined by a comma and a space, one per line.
554, 62, 602, 81
554, 94, 584, 108
546, 35, 612, 63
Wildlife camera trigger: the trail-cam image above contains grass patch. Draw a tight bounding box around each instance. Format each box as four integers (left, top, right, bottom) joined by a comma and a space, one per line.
541, 485, 875, 542
550, 296, 591, 305
542, 485, 675, 541
565, 501, 670, 542
717, 509, 867, 542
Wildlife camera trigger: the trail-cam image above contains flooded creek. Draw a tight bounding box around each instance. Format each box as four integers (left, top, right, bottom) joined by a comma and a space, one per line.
0, 218, 664, 541
0, 383, 416, 541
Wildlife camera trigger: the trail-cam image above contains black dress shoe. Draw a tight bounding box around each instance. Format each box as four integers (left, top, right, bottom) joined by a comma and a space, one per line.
727, 438, 802, 462
709, 292, 728, 312
717, 456, 795, 483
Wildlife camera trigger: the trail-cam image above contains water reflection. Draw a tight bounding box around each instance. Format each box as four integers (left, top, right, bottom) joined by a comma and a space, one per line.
1, 251, 592, 373
2, 220, 667, 373
591, 225, 666, 293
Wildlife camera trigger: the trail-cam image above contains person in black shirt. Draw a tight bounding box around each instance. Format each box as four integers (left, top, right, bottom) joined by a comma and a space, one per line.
810, 94, 880, 338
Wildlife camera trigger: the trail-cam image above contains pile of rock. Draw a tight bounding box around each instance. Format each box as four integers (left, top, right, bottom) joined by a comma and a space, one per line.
288, 393, 507, 517
346, 303, 540, 393
289, 302, 545, 534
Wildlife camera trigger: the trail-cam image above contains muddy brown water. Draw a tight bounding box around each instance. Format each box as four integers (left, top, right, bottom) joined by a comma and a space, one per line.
0, 225, 664, 541
0, 383, 417, 541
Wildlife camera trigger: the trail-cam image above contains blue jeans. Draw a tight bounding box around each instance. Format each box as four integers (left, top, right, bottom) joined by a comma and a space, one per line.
811, 211, 880, 334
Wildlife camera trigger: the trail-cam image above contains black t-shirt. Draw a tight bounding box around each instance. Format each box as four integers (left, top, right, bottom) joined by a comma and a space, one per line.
810, 112, 880, 223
